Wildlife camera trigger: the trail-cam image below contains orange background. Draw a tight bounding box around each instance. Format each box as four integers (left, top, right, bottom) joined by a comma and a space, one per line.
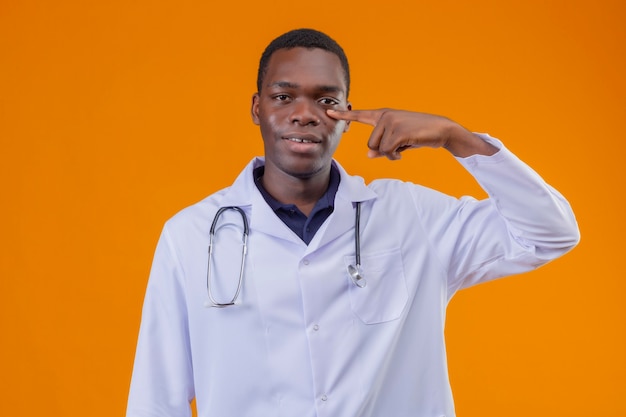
1, 0, 624, 416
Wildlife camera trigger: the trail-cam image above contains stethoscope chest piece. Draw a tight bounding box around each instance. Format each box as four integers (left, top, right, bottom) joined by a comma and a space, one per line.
347, 264, 366, 288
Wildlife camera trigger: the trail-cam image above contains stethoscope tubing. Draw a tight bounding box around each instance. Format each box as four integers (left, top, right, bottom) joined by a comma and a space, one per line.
205, 202, 365, 307
206, 206, 249, 308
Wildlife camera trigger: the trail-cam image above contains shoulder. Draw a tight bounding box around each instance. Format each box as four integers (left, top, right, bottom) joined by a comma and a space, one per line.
365, 178, 478, 228
367, 178, 456, 204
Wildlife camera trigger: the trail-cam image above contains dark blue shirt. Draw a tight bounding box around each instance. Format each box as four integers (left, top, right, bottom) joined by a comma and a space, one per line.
253, 164, 340, 245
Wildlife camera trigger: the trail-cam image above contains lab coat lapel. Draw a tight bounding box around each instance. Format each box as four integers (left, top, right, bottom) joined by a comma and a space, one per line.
306, 161, 377, 254
307, 196, 354, 252
251, 194, 302, 244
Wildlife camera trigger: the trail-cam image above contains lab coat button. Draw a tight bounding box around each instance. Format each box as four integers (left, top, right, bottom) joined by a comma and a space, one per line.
313, 324, 320, 331
303, 259, 310, 265
321, 394, 328, 401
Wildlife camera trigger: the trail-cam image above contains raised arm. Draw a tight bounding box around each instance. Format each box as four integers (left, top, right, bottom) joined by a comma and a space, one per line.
327, 108, 498, 158
328, 107, 580, 292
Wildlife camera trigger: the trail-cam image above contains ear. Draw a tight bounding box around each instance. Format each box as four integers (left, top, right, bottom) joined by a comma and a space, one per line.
343, 102, 352, 132
251, 93, 260, 125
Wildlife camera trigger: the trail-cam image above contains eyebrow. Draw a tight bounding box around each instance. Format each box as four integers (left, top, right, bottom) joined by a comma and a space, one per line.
268, 81, 343, 94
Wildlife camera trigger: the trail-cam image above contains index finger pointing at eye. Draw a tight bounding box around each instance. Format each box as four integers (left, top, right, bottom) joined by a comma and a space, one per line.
326, 109, 381, 126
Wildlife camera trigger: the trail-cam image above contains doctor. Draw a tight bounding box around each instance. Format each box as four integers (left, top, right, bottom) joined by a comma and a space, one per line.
127, 29, 579, 417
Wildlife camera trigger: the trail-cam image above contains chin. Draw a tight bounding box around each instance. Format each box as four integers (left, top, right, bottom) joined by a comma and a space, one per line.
283, 163, 327, 180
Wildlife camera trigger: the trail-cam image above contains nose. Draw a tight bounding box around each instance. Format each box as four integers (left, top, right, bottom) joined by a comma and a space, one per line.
289, 99, 321, 126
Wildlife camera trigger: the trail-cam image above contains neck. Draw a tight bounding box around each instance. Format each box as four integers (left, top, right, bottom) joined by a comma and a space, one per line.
260, 166, 331, 217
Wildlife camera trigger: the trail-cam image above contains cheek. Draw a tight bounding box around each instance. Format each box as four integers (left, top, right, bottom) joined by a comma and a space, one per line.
329, 120, 347, 137
259, 110, 283, 134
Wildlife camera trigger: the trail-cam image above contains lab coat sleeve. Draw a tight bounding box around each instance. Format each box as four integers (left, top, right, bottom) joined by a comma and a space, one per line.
413, 134, 580, 297
127, 226, 195, 417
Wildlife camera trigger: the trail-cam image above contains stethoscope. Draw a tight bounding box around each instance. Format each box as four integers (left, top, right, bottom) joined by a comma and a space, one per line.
205, 202, 365, 308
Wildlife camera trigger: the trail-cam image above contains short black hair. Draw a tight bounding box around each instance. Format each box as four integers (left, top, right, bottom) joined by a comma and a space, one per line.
257, 28, 350, 96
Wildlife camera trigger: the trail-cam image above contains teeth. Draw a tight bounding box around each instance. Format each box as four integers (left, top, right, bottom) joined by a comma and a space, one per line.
287, 137, 315, 143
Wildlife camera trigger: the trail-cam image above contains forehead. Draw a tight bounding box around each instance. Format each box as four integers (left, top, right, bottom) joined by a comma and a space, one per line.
263, 47, 347, 92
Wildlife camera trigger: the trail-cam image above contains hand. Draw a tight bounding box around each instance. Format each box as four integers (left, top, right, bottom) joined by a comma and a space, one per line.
327, 108, 498, 159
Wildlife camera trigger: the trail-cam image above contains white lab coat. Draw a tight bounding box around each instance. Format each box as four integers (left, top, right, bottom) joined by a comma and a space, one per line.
127, 136, 579, 417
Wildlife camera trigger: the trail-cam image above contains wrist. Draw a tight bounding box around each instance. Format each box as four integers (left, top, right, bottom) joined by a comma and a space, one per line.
443, 124, 498, 157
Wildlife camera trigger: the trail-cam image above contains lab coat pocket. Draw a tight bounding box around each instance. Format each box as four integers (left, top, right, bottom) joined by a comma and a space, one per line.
345, 248, 408, 324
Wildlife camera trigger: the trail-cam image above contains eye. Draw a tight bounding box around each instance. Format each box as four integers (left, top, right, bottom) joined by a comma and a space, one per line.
272, 94, 291, 102
319, 97, 339, 106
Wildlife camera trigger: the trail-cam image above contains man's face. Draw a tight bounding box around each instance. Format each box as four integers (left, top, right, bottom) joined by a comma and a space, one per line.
251, 47, 350, 180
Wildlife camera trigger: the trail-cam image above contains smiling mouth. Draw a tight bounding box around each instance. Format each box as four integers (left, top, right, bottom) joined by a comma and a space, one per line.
284, 137, 321, 144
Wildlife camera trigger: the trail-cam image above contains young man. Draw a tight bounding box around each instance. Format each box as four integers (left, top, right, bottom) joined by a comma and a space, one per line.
127, 29, 579, 417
